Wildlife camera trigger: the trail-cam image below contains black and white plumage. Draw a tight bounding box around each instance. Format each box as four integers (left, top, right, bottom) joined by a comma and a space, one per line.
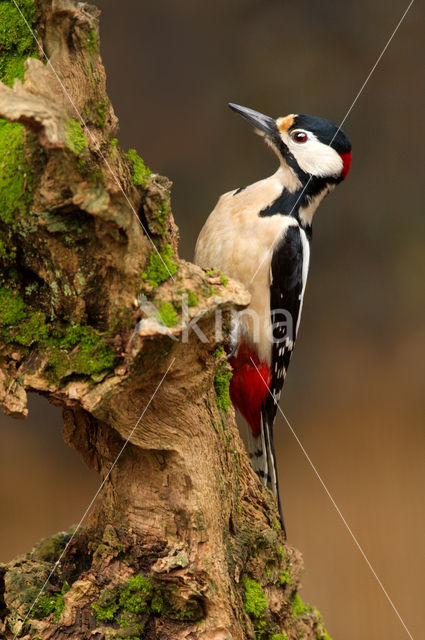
195, 103, 351, 535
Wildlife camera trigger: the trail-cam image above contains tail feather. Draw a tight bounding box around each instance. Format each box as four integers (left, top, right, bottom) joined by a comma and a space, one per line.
247, 426, 269, 484
262, 413, 277, 497
247, 409, 286, 537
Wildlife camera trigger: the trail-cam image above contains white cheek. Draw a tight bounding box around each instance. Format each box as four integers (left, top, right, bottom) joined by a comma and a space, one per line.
284, 134, 343, 178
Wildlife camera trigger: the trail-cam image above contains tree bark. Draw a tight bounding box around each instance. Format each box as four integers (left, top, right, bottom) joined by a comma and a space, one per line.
0, 2, 332, 639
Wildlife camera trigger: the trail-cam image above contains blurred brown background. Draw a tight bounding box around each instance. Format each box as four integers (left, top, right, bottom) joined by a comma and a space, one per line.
1, 1, 424, 638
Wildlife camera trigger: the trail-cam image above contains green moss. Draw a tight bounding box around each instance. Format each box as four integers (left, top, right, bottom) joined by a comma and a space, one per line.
243, 577, 268, 619
155, 301, 178, 327
92, 544, 151, 619
92, 573, 202, 628
1, 56, 25, 86
155, 198, 169, 233
202, 284, 217, 297
0, 237, 16, 261
205, 268, 227, 288
0, 119, 33, 225
0, 286, 115, 377
110, 137, 118, 148
313, 607, 333, 640
0, 286, 26, 325
95, 100, 108, 128
187, 290, 198, 307
150, 592, 165, 615
0, 0, 38, 87
92, 588, 120, 622
33, 594, 57, 620
243, 577, 269, 639
117, 575, 154, 620
86, 28, 98, 53
53, 581, 70, 622
65, 118, 88, 155
141, 243, 177, 288
33, 581, 70, 622
278, 569, 290, 586
126, 148, 151, 188
47, 325, 115, 380
271, 634, 288, 640
213, 347, 232, 413
291, 593, 310, 618
11, 310, 48, 345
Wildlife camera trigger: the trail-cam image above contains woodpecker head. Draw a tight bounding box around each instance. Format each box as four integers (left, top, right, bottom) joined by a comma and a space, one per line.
229, 103, 352, 184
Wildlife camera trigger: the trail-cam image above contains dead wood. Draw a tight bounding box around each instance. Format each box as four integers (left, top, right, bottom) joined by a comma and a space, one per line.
0, 2, 331, 638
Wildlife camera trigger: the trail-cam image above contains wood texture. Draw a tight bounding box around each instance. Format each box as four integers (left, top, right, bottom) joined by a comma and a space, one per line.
0, 2, 331, 638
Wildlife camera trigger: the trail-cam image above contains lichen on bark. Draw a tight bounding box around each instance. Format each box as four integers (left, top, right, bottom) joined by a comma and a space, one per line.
0, 2, 332, 639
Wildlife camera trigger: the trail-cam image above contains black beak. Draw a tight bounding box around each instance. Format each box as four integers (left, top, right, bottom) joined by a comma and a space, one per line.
228, 103, 276, 137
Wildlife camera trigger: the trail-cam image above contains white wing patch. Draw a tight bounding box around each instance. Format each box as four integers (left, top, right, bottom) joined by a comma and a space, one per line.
296, 227, 310, 334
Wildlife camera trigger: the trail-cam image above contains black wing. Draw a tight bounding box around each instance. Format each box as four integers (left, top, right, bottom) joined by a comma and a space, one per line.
259, 223, 305, 533
262, 223, 305, 428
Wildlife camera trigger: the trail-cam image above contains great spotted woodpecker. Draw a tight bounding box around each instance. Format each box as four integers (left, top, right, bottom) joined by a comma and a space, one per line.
195, 103, 351, 533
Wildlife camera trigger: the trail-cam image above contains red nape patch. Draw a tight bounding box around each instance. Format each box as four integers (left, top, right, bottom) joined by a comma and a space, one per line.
229, 342, 271, 437
340, 151, 352, 179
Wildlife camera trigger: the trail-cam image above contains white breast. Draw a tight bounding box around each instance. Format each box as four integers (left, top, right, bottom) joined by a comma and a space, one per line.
195, 172, 301, 364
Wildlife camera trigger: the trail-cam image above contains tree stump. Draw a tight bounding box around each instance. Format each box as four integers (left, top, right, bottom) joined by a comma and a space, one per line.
0, 2, 332, 638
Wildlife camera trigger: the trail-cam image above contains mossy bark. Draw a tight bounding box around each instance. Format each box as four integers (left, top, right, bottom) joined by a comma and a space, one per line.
0, 2, 331, 639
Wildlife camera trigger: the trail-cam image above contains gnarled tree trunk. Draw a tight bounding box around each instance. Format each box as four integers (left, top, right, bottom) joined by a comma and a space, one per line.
0, 2, 331, 639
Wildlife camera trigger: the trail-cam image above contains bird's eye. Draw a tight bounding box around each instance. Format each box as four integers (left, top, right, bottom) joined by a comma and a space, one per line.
292, 131, 308, 143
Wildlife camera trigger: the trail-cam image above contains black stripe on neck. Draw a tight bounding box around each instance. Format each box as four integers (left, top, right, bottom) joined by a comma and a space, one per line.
259, 174, 336, 230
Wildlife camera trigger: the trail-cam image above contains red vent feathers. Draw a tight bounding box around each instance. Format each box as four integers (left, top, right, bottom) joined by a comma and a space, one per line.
229, 342, 271, 437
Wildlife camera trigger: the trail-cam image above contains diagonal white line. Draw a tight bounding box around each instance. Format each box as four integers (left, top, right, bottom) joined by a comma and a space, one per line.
10, 0, 175, 282
337, 0, 415, 132
13, 358, 175, 639
247, 0, 415, 287
249, 356, 415, 640
6, 5, 179, 635
7, 1, 415, 638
